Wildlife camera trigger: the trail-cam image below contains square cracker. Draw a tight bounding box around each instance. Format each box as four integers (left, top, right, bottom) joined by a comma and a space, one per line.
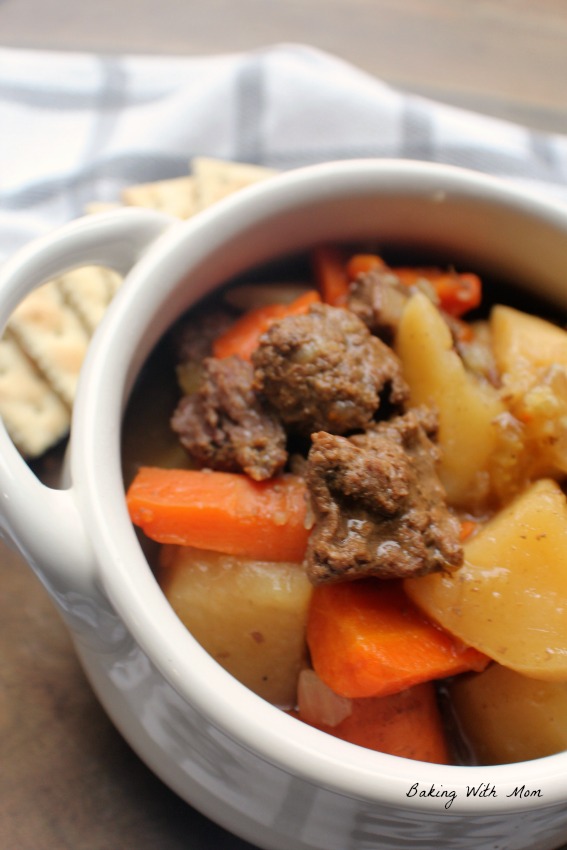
192, 157, 278, 211
56, 266, 122, 335
83, 201, 122, 214
0, 159, 278, 458
8, 281, 91, 408
0, 332, 70, 457
121, 175, 197, 219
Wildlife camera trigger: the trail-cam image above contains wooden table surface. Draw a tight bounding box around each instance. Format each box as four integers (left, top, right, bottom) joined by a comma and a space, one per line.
1, 2, 567, 849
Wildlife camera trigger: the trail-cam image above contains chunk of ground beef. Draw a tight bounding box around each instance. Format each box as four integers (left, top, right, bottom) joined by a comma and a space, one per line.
171, 355, 287, 480
252, 303, 408, 436
305, 406, 463, 583
172, 308, 235, 364
348, 267, 469, 348
347, 268, 415, 343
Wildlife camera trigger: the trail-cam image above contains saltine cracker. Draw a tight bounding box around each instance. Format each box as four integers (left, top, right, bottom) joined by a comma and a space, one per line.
0, 331, 70, 457
9, 281, 91, 408
192, 157, 277, 211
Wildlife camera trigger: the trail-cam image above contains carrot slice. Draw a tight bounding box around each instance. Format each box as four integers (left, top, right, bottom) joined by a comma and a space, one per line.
300, 678, 450, 764
313, 247, 482, 317
213, 289, 321, 361
311, 245, 351, 306
307, 579, 489, 699
127, 467, 311, 562
395, 267, 482, 318
345, 253, 386, 280
459, 519, 478, 541
433, 272, 482, 317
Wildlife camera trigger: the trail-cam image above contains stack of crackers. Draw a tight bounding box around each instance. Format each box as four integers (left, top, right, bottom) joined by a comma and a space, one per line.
0, 157, 277, 459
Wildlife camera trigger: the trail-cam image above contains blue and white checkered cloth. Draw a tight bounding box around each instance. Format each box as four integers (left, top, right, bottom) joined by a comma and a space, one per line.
2, 42, 567, 264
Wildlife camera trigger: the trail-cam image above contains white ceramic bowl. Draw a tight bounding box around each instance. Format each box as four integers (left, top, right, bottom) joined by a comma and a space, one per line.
1, 159, 567, 850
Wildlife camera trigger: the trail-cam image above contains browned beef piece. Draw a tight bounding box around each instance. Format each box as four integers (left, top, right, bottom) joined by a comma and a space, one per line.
348, 267, 469, 349
347, 268, 414, 343
305, 406, 463, 583
252, 303, 408, 437
172, 308, 234, 364
171, 355, 287, 481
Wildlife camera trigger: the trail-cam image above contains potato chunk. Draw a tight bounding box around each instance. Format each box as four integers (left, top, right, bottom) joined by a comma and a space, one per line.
449, 664, 567, 764
491, 304, 567, 375
395, 292, 505, 508
490, 304, 567, 491
159, 545, 312, 707
405, 478, 567, 680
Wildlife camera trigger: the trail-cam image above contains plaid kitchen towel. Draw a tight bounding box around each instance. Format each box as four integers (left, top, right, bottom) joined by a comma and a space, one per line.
2, 41, 567, 265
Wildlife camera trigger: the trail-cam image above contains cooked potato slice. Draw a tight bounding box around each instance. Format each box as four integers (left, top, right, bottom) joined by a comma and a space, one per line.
490, 305, 567, 490
449, 664, 567, 764
159, 545, 312, 707
491, 304, 567, 375
395, 292, 505, 508
405, 478, 567, 681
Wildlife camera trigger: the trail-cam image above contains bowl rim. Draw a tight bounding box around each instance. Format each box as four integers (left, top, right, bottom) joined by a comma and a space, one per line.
72, 158, 567, 813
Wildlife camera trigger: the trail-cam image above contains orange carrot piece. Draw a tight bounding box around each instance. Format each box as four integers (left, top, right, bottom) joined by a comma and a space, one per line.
301, 681, 450, 764
344, 253, 386, 280
279, 289, 321, 317
311, 245, 351, 306
312, 245, 481, 317
394, 267, 482, 318
459, 519, 478, 541
393, 266, 441, 286
434, 272, 482, 317
213, 289, 321, 360
126, 467, 311, 562
307, 580, 489, 699
213, 303, 284, 360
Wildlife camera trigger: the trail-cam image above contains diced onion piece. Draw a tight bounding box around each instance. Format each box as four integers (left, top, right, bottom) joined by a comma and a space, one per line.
297, 668, 352, 727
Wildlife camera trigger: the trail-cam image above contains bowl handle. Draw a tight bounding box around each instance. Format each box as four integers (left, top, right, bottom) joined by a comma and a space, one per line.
0, 209, 174, 613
